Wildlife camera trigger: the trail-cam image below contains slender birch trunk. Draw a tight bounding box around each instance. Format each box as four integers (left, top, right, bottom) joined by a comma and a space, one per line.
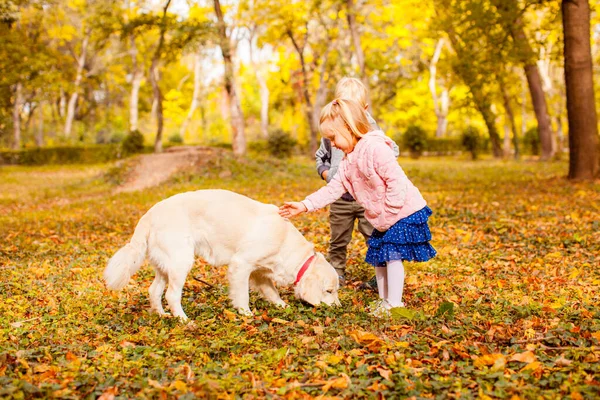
346, 0, 371, 111
64, 30, 90, 138
180, 52, 203, 138
430, 38, 449, 137
129, 34, 142, 132
248, 32, 269, 139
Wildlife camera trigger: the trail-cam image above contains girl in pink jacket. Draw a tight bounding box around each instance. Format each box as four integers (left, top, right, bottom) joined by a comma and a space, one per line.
279, 98, 436, 317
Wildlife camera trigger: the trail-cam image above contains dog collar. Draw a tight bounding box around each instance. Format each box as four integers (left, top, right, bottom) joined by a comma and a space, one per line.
294, 253, 316, 285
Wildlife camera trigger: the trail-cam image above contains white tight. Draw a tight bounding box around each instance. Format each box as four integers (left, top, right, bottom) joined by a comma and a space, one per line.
375, 260, 405, 307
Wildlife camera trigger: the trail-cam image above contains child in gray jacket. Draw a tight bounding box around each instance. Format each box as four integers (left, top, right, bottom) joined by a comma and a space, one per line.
315, 78, 399, 283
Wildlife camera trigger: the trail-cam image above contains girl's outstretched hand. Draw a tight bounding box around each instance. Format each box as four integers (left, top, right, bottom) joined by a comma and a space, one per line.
279, 202, 307, 218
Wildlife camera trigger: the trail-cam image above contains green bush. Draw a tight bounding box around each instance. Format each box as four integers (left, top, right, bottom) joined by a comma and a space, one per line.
168, 133, 184, 144
267, 129, 297, 158
0, 145, 122, 165
401, 125, 428, 158
524, 127, 540, 155
122, 130, 145, 155
109, 132, 125, 144
461, 126, 482, 160
427, 138, 462, 155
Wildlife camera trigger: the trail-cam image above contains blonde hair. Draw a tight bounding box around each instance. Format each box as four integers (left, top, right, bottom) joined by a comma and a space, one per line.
319, 98, 371, 143
335, 77, 368, 108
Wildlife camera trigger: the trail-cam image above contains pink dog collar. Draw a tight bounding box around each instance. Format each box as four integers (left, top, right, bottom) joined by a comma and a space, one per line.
294, 254, 316, 285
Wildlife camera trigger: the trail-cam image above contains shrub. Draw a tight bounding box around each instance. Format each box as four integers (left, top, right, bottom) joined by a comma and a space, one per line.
122, 130, 145, 155
524, 127, 540, 155
0, 145, 121, 165
267, 129, 296, 158
401, 125, 428, 158
461, 126, 482, 160
168, 133, 184, 144
109, 132, 125, 144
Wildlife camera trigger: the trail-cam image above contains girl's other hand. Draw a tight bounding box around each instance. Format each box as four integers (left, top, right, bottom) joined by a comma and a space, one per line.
278, 202, 307, 218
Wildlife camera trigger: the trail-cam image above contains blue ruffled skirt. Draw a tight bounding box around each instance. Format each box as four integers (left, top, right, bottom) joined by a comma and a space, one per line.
365, 206, 436, 267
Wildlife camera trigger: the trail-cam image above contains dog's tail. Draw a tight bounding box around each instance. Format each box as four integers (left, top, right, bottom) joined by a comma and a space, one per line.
103, 213, 150, 290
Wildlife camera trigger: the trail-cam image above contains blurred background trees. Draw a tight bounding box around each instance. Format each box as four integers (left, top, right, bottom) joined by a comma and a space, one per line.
0, 0, 598, 179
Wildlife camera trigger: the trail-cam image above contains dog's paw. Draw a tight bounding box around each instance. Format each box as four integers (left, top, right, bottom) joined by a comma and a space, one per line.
274, 300, 288, 308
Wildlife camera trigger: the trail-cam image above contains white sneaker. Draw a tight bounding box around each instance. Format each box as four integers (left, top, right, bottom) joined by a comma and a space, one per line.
369, 299, 392, 318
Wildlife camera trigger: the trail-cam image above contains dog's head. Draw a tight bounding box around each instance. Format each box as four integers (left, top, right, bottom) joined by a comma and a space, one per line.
294, 252, 340, 307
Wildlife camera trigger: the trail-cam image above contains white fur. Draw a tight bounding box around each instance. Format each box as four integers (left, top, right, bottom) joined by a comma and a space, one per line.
103, 189, 340, 320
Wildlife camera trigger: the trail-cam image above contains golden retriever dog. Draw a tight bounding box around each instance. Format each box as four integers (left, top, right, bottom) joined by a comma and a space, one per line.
103, 189, 340, 320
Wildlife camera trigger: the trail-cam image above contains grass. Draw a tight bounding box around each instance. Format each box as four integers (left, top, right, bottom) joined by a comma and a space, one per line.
0, 153, 599, 399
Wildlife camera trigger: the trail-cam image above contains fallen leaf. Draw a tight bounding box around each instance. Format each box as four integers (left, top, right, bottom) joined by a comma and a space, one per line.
509, 351, 536, 364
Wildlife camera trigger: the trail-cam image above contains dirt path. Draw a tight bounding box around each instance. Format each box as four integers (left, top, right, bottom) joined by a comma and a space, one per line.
115, 146, 221, 193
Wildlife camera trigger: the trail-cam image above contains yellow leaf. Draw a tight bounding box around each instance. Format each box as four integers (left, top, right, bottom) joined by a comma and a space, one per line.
474, 353, 505, 368
510, 351, 536, 364
270, 318, 289, 324
591, 331, 600, 341
569, 269, 580, 279
327, 355, 342, 365
170, 380, 187, 392
520, 361, 542, 372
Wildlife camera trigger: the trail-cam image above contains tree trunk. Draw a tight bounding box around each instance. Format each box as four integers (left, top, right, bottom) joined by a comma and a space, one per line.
511, 22, 555, 160
346, 0, 371, 112
562, 0, 599, 180
523, 63, 554, 160
150, 0, 172, 154
500, 80, 520, 159
12, 82, 22, 150
445, 31, 503, 157
287, 28, 318, 153
475, 100, 503, 158
180, 52, 202, 138
129, 34, 142, 132
64, 30, 89, 138
214, 0, 246, 156
36, 100, 44, 147
490, 0, 555, 160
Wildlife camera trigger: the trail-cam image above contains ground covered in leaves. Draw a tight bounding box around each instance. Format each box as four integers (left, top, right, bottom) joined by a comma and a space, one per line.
1, 153, 599, 399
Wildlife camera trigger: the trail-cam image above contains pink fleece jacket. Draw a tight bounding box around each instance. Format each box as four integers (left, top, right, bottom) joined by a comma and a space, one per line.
302, 130, 427, 231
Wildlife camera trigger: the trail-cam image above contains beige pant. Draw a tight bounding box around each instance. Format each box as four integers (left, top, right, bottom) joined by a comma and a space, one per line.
328, 198, 374, 275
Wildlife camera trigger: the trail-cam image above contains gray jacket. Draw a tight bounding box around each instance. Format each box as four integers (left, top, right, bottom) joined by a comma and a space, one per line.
315, 113, 400, 201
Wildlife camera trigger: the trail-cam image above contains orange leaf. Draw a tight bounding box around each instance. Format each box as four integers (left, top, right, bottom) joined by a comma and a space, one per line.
98, 386, 118, 400
377, 367, 392, 380
509, 351, 536, 364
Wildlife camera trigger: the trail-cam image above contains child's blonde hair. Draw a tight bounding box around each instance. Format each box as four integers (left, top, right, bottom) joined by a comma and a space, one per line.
319, 98, 371, 143
335, 77, 368, 109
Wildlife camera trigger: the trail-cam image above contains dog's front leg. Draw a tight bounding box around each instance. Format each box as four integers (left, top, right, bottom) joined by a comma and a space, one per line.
228, 258, 253, 316
250, 271, 287, 308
